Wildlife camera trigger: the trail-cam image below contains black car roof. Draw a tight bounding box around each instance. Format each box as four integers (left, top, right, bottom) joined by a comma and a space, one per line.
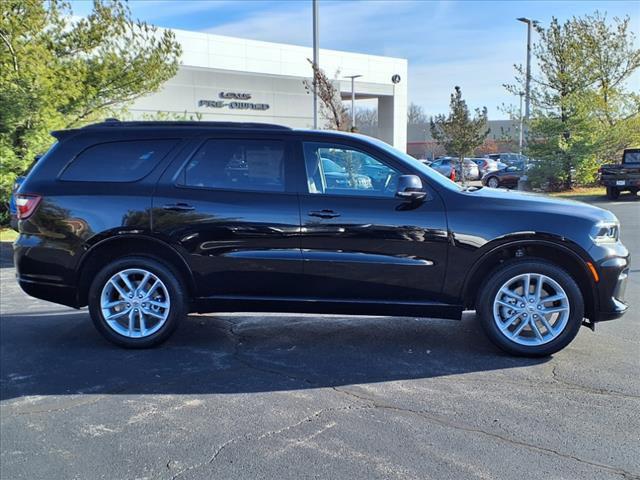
50, 120, 385, 146
82, 119, 292, 130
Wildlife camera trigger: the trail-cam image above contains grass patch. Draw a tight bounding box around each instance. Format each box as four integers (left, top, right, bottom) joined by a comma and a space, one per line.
549, 186, 605, 198
0, 228, 18, 242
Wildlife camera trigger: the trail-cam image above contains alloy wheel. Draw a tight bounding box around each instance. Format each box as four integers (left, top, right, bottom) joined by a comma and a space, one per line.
492, 273, 570, 346
100, 268, 171, 338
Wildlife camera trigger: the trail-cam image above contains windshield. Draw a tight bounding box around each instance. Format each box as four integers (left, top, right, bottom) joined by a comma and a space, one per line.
364, 136, 463, 191
321, 157, 344, 173
623, 150, 640, 164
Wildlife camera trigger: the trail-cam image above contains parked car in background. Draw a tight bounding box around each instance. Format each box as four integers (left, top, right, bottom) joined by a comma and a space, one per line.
429, 157, 479, 181
486, 153, 528, 167
471, 158, 502, 178
482, 164, 526, 189
599, 148, 640, 199
321, 157, 373, 191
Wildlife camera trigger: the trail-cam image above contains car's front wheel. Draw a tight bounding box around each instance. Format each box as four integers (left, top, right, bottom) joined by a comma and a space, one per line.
477, 259, 584, 357
88, 256, 187, 348
487, 176, 500, 189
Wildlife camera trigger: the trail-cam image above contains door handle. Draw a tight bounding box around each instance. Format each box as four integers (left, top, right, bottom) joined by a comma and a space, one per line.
308, 209, 340, 219
162, 203, 195, 211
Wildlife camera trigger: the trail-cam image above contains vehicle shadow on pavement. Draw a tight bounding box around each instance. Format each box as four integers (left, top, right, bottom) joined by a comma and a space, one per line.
0, 309, 547, 401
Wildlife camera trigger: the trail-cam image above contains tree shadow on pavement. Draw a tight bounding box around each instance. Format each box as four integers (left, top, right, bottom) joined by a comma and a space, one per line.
0, 309, 547, 401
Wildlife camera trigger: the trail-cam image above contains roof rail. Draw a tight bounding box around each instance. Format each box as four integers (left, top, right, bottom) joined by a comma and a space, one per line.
82, 120, 292, 130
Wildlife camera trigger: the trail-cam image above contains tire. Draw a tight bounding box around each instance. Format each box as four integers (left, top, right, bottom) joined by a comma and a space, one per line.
477, 259, 584, 357
606, 186, 620, 200
88, 256, 187, 348
487, 176, 500, 189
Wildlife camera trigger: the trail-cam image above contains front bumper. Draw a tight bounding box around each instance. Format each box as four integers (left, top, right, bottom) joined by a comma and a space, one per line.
591, 247, 630, 322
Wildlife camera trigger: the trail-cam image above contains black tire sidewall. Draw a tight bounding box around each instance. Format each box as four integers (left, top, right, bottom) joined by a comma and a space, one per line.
88, 256, 186, 348
488, 177, 499, 188
477, 259, 584, 357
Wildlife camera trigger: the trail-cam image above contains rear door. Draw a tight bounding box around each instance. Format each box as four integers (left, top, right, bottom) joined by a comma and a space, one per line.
502, 165, 523, 187
152, 133, 303, 299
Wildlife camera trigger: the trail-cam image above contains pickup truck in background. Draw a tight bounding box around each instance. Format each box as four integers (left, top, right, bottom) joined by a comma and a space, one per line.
599, 148, 640, 199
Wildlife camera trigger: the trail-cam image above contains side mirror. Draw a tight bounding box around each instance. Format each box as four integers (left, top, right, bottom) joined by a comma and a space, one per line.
396, 175, 426, 200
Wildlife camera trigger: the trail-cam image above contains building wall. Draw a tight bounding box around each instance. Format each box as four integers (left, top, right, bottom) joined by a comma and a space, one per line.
129, 28, 408, 151
131, 67, 315, 128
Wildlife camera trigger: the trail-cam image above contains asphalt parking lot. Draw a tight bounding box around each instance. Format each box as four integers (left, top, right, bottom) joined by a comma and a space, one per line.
1, 194, 638, 480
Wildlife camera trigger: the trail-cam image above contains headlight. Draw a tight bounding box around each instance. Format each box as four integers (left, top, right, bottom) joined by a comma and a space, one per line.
591, 221, 620, 244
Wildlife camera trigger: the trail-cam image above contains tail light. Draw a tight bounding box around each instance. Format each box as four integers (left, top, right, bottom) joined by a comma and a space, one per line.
15, 194, 42, 220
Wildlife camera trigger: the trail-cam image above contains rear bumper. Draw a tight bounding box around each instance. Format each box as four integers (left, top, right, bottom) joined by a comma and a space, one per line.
17, 275, 80, 308
14, 235, 81, 308
601, 178, 640, 188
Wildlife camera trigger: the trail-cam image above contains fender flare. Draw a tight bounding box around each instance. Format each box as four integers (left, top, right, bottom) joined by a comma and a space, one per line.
460, 236, 598, 312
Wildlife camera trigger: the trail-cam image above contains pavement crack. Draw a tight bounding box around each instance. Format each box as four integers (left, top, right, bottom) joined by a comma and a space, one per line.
220, 319, 315, 386
551, 365, 639, 400
169, 405, 362, 479
331, 386, 639, 479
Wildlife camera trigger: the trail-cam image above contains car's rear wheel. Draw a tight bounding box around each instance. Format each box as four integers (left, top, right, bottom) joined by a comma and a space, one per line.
477, 259, 584, 357
88, 256, 186, 348
487, 176, 500, 188
606, 186, 620, 200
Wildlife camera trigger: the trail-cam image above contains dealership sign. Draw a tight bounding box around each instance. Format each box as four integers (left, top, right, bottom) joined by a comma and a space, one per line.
198, 92, 269, 111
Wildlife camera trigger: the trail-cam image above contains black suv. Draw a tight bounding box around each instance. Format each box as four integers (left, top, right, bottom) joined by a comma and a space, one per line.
14, 121, 630, 356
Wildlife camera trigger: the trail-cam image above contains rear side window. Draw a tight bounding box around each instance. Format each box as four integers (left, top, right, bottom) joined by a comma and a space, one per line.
180, 139, 285, 192
60, 139, 178, 182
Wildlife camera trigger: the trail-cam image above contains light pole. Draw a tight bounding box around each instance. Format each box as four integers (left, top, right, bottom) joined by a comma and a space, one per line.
312, 0, 319, 129
518, 91, 524, 155
516, 17, 538, 145
344, 74, 362, 130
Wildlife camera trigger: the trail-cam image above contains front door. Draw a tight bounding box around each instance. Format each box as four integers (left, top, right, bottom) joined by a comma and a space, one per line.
296, 140, 449, 303
153, 135, 303, 299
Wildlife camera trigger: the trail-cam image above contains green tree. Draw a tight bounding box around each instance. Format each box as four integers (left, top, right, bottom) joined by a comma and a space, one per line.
430, 86, 489, 184
507, 12, 640, 189
0, 0, 181, 222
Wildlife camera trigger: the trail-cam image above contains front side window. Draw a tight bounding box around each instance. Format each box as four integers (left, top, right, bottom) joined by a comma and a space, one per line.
303, 142, 400, 197
181, 139, 285, 192
61, 140, 178, 182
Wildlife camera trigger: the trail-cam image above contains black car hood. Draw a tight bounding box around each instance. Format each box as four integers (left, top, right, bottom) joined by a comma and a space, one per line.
466, 187, 617, 223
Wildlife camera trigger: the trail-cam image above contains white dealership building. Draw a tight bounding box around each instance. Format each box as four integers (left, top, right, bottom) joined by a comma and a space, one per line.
130, 29, 408, 151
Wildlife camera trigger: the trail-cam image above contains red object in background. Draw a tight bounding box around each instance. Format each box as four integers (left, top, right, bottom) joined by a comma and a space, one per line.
450, 169, 456, 181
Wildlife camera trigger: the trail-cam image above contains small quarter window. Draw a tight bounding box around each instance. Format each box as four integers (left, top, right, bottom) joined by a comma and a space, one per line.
61, 140, 177, 182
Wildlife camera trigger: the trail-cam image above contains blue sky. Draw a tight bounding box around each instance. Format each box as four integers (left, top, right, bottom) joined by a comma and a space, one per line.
71, 0, 640, 119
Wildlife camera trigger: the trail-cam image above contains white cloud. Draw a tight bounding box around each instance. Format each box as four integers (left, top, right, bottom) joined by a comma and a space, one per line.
142, 0, 640, 119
